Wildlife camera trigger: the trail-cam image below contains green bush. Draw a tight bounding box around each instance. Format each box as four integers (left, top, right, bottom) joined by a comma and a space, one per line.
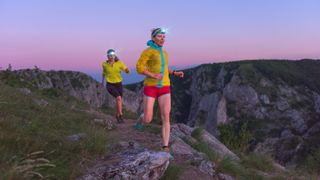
218, 121, 253, 154
160, 163, 183, 180
189, 128, 219, 161
303, 149, 320, 175
191, 127, 203, 140
41, 88, 62, 98
241, 153, 275, 172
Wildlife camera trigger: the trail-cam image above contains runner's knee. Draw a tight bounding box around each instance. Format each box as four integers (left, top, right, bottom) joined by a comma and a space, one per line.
143, 113, 153, 124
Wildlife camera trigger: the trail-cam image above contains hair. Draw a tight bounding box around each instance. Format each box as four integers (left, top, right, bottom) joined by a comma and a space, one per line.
114, 56, 119, 62
151, 28, 163, 37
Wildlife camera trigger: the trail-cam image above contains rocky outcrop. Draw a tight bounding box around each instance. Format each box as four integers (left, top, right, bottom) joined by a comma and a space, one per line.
171, 123, 239, 161
80, 149, 170, 180
13, 69, 141, 112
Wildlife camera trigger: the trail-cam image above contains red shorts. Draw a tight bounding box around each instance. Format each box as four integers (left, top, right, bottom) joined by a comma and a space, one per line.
144, 86, 170, 98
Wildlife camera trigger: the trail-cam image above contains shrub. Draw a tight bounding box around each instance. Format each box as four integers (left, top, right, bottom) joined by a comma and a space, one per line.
160, 163, 183, 180
218, 121, 253, 154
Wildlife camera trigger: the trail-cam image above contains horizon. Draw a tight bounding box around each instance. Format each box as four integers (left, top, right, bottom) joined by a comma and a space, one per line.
2, 58, 319, 85
1, 0, 320, 73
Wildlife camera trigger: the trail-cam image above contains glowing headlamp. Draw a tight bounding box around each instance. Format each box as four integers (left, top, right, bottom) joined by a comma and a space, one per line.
108, 51, 115, 56
152, 27, 168, 37
107, 49, 116, 57
160, 28, 168, 34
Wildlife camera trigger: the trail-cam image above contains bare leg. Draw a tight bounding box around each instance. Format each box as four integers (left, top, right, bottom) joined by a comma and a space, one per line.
116, 96, 123, 117
158, 94, 171, 147
143, 95, 156, 124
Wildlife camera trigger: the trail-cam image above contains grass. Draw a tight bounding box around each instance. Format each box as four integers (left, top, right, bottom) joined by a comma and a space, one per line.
302, 148, 320, 176
188, 128, 219, 161
186, 127, 294, 179
160, 162, 183, 180
191, 127, 203, 140
218, 121, 253, 154
241, 153, 275, 172
0, 81, 110, 179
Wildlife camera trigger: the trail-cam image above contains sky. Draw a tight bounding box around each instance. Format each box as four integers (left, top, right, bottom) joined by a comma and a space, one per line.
1, 0, 320, 79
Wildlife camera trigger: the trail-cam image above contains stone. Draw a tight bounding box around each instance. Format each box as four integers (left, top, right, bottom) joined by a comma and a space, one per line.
80, 149, 170, 180
218, 173, 235, 180
260, 94, 270, 105
94, 118, 114, 130
170, 138, 198, 158
66, 133, 87, 142
18, 88, 31, 95
33, 98, 49, 106
201, 131, 239, 161
198, 160, 216, 176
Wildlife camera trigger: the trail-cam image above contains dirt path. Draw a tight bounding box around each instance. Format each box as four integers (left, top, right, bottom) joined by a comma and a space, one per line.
106, 118, 214, 180
108, 119, 163, 151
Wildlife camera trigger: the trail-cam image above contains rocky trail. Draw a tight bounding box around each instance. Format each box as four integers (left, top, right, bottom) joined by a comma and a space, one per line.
80, 117, 232, 180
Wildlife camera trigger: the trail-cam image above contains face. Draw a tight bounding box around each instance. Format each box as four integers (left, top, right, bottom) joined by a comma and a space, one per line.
107, 54, 115, 61
152, 33, 165, 46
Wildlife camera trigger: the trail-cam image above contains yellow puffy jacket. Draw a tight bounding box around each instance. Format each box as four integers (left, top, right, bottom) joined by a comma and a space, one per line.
136, 47, 170, 87
102, 60, 127, 83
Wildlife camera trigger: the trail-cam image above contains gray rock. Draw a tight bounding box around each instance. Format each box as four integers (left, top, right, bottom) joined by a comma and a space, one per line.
304, 122, 320, 139
107, 141, 141, 152
259, 78, 273, 87
33, 98, 49, 106
66, 133, 87, 142
80, 149, 170, 180
281, 129, 294, 138
171, 123, 193, 141
254, 138, 279, 155
217, 96, 228, 124
313, 92, 320, 113
218, 173, 235, 180
13, 69, 140, 112
223, 75, 259, 108
276, 99, 290, 111
198, 160, 216, 176
284, 110, 308, 134
94, 118, 114, 130
18, 88, 31, 95
216, 66, 227, 89
260, 94, 270, 105
170, 138, 198, 158
201, 131, 239, 161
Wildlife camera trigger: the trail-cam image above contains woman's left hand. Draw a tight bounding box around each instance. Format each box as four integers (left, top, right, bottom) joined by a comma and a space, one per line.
174, 71, 184, 78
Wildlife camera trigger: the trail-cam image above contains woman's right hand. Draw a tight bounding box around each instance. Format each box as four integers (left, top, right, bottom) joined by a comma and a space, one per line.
151, 73, 163, 80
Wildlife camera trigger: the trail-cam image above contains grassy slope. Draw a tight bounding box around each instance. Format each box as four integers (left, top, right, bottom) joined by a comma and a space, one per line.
0, 71, 110, 179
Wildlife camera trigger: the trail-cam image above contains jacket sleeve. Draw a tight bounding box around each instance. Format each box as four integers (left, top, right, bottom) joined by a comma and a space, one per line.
136, 49, 151, 74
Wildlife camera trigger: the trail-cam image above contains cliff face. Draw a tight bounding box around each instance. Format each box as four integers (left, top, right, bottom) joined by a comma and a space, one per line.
171, 60, 320, 165
129, 59, 320, 166
13, 69, 141, 112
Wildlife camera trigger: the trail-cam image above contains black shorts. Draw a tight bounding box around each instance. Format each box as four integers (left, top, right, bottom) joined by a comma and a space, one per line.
106, 82, 123, 98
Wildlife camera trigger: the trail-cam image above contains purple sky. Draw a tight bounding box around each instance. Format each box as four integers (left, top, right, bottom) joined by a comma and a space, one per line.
1, 0, 320, 73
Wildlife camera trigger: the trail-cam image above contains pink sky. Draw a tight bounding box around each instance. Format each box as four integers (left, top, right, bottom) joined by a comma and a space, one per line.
1, 0, 320, 72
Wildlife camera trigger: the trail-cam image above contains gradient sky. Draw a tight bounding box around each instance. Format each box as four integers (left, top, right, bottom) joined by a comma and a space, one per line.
1, 0, 320, 73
